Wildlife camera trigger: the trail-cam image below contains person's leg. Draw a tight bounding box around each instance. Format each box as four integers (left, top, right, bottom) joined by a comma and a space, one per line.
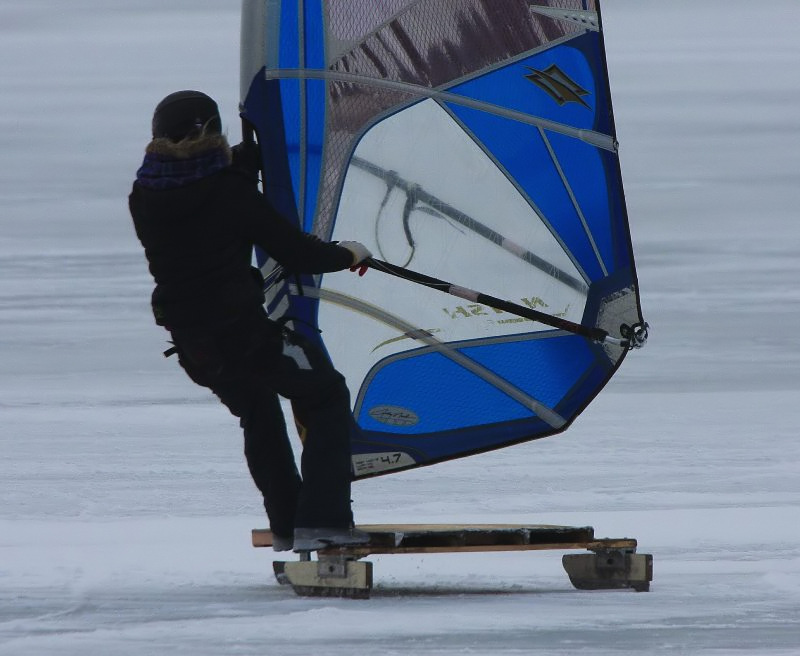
264, 327, 355, 530
239, 387, 301, 539
171, 325, 301, 540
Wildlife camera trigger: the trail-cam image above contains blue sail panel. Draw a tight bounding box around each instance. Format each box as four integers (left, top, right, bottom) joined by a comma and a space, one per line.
351, 336, 612, 466
546, 130, 621, 272
303, 78, 326, 232
355, 334, 603, 435
279, 78, 302, 217
448, 40, 599, 132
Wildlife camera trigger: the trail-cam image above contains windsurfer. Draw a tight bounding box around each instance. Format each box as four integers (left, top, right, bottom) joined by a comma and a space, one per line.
129, 90, 370, 552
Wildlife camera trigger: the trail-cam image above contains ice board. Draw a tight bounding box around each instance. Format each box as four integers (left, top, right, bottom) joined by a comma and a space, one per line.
253, 524, 653, 598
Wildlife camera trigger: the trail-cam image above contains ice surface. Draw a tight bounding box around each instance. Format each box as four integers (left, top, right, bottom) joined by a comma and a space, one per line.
1, 1, 799, 654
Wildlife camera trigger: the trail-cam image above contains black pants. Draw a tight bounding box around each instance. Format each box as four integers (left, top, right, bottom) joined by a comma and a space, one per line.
171, 309, 354, 537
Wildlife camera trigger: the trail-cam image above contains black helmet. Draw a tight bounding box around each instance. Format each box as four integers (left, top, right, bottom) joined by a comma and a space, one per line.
151, 90, 221, 142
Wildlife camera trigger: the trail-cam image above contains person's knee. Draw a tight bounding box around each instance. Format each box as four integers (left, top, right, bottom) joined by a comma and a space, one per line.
292, 374, 350, 425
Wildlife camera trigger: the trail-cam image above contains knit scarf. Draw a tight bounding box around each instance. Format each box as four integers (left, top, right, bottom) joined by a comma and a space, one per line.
136, 147, 230, 190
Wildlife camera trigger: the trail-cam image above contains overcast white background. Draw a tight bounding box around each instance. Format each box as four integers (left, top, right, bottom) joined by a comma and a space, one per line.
1, 1, 799, 654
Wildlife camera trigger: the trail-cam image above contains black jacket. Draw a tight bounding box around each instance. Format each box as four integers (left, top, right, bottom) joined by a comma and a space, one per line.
129, 165, 352, 332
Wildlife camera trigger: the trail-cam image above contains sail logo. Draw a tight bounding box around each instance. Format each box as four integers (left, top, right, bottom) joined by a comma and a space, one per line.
524, 64, 590, 109
369, 405, 419, 427
443, 297, 549, 319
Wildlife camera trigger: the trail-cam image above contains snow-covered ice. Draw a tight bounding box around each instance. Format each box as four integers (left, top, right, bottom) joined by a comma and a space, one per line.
1, 1, 799, 654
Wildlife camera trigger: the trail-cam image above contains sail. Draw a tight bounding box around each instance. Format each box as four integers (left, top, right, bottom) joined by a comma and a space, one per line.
240, 0, 647, 478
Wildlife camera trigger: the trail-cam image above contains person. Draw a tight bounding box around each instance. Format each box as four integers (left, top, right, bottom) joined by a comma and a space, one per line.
129, 90, 370, 552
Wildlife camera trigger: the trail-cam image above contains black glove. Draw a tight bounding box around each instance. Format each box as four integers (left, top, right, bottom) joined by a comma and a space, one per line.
231, 140, 262, 182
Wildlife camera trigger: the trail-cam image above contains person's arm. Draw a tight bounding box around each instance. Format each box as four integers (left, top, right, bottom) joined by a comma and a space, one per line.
230, 176, 368, 274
